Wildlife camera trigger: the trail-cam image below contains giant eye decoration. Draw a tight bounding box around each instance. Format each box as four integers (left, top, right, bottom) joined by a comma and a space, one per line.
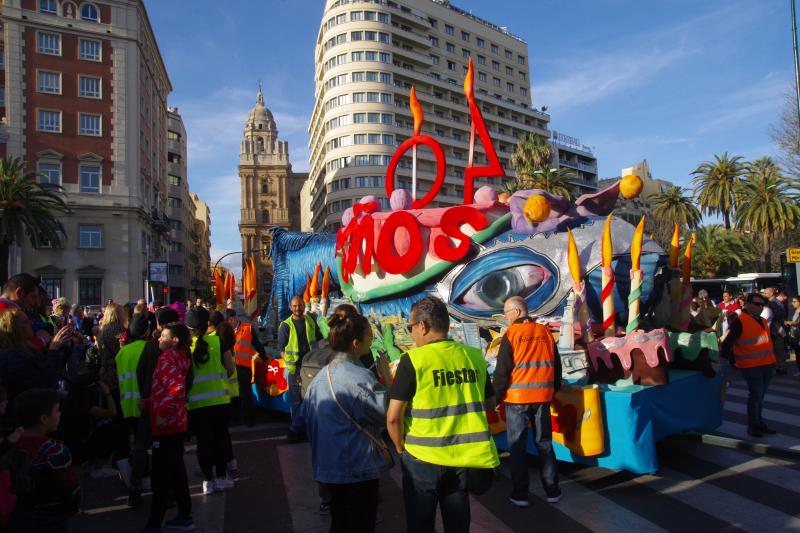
449, 248, 558, 317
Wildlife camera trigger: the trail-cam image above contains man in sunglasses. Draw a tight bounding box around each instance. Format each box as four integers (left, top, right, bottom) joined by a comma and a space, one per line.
721, 292, 777, 438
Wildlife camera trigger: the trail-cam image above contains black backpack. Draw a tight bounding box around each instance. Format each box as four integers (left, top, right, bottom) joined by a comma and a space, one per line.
299, 344, 334, 398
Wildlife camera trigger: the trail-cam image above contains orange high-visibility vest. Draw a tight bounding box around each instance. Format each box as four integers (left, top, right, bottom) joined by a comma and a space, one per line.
504, 321, 556, 404
234, 322, 258, 368
733, 313, 776, 369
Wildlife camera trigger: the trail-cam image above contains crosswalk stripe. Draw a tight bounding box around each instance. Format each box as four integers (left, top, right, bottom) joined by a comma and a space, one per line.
726, 387, 799, 408
728, 381, 800, 398
724, 398, 800, 427
492, 462, 667, 533
712, 420, 800, 450
632, 466, 800, 531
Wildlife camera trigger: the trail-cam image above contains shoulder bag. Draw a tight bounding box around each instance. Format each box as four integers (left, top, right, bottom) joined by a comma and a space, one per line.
326, 365, 395, 469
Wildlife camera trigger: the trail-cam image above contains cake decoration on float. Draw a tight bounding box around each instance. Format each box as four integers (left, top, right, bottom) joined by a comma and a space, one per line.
252, 59, 725, 474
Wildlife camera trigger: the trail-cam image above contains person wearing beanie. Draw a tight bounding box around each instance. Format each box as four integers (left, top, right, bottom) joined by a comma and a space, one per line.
185, 308, 236, 494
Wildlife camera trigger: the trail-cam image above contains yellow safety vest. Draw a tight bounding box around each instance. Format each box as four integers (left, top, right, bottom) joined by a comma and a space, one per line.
207, 331, 239, 399
281, 315, 317, 374
116, 340, 147, 418
187, 335, 231, 410
404, 340, 499, 469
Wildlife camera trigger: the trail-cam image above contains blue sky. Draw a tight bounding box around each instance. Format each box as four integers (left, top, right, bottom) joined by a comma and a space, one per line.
145, 0, 794, 274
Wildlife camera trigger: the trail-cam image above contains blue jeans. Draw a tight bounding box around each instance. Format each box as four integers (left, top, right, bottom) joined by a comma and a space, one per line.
740, 365, 774, 428
288, 371, 302, 420
400, 451, 469, 533
505, 402, 558, 499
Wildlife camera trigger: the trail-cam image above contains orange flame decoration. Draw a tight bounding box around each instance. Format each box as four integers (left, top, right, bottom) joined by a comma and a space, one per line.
631, 215, 646, 271
601, 213, 614, 268
226, 272, 236, 302
249, 257, 257, 301
410, 85, 423, 136
566, 228, 581, 285
309, 261, 322, 299
669, 224, 680, 269
321, 265, 331, 300
303, 272, 311, 304
214, 268, 225, 306
682, 232, 696, 286
464, 57, 475, 104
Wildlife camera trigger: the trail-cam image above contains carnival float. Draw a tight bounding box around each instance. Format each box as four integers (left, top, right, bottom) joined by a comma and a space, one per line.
248, 59, 724, 475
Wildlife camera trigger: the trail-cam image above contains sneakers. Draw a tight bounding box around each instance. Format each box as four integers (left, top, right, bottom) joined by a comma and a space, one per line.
226, 460, 239, 479
202, 480, 219, 495
759, 423, 777, 435
509, 496, 529, 507
318, 502, 331, 515
127, 487, 142, 507
747, 426, 764, 438
545, 487, 562, 503
164, 515, 196, 531
214, 476, 234, 490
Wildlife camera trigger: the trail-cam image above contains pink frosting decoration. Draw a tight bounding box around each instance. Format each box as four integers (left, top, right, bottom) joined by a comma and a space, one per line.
359, 195, 377, 205
390, 188, 413, 211
341, 207, 355, 226
586, 328, 671, 372
474, 185, 498, 203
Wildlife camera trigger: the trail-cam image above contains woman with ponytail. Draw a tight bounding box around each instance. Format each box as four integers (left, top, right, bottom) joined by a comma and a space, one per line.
184, 308, 236, 495
294, 311, 391, 533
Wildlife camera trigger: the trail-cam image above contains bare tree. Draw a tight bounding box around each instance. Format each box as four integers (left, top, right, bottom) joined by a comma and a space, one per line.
770, 90, 800, 181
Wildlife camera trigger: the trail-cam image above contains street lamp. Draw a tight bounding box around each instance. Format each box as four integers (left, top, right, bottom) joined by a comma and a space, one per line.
212, 247, 261, 274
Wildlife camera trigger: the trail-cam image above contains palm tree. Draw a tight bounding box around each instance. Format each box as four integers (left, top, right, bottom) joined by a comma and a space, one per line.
690, 224, 757, 278
650, 185, 702, 231
508, 132, 577, 199
0, 157, 69, 282
734, 157, 800, 271
691, 152, 745, 229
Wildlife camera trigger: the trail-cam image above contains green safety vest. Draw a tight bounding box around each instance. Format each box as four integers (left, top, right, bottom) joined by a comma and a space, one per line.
207, 331, 239, 399
116, 340, 147, 418
404, 340, 499, 469
187, 335, 231, 410
281, 315, 317, 374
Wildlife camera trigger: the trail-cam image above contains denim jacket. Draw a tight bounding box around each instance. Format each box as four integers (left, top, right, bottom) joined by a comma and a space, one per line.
293, 353, 389, 484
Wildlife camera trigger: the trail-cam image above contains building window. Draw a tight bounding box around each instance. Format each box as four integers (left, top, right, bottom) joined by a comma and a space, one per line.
446, 42, 455, 53
492, 60, 499, 71
518, 54, 526, 65
462, 48, 470, 59
476, 38, 485, 48
505, 49, 513, 60
168, 130, 181, 142
169, 174, 181, 186
461, 31, 469, 41
41, 278, 62, 299
79, 38, 101, 61
444, 24, 454, 35
493, 77, 501, 87
79, 76, 101, 98
506, 66, 513, 76
430, 54, 439, 65
519, 71, 526, 81
429, 36, 438, 46
491, 44, 498, 54
37, 32, 61, 55
507, 82, 514, 92
79, 225, 102, 248
79, 165, 100, 192
169, 265, 183, 276
37, 162, 61, 185
37, 70, 61, 94
447, 60, 455, 71
520, 87, 527, 97
37, 109, 61, 132
478, 72, 486, 82
79, 278, 102, 305
171, 242, 182, 253
39, 0, 57, 14
168, 197, 182, 208
79, 113, 101, 136
80, 4, 99, 21
477, 55, 485, 65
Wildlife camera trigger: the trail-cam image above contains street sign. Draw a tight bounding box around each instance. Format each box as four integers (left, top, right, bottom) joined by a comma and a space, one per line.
148, 261, 169, 283
787, 248, 800, 263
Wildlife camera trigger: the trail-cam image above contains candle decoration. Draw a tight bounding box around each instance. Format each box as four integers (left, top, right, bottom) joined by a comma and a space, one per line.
679, 233, 697, 331
626, 215, 646, 334
601, 213, 616, 337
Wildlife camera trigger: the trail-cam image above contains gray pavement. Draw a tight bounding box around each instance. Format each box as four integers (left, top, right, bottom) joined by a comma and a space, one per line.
73, 371, 800, 532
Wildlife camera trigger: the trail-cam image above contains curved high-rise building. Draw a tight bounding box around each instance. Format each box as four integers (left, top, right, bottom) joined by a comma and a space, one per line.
304, 0, 555, 232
